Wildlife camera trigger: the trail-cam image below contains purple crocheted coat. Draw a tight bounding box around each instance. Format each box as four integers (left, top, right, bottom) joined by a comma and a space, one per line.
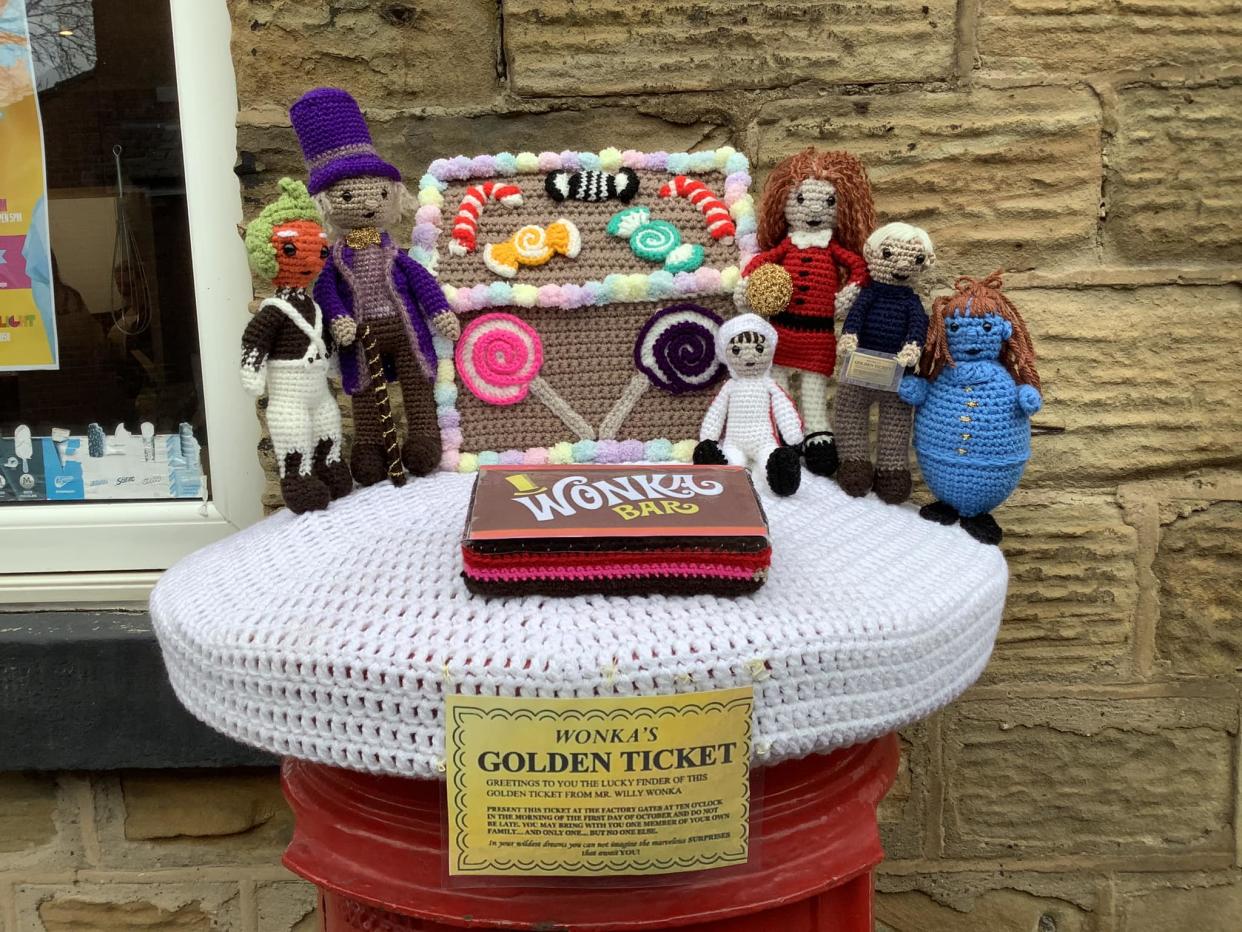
314, 234, 451, 396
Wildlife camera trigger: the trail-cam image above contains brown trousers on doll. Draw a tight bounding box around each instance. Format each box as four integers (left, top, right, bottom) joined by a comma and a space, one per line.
832, 382, 914, 504
349, 314, 440, 484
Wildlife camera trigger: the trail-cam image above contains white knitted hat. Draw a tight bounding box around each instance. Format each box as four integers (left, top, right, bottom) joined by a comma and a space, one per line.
716, 313, 778, 363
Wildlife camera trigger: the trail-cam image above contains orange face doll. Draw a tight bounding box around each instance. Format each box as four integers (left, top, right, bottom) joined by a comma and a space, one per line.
239, 178, 352, 513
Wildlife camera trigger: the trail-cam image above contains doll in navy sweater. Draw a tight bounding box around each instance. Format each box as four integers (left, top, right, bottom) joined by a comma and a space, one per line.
833, 223, 935, 503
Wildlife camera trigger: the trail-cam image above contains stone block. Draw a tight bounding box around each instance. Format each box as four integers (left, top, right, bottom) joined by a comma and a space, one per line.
754, 87, 1101, 273
942, 696, 1236, 858
878, 722, 930, 859
230, 0, 498, 110
0, 775, 83, 871
89, 770, 291, 868
1015, 285, 1242, 485
503, 0, 956, 96
878, 887, 1094, 932
256, 881, 320, 932
1154, 500, 1242, 677
983, 490, 1138, 681
977, 0, 1242, 79
18, 883, 239, 932
1116, 871, 1242, 932
1107, 85, 1242, 265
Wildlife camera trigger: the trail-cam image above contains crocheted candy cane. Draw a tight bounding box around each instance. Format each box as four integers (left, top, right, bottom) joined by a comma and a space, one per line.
659, 175, 736, 243
456, 313, 595, 440
598, 304, 724, 440
545, 168, 639, 203
358, 322, 406, 487
449, 181, 524, 257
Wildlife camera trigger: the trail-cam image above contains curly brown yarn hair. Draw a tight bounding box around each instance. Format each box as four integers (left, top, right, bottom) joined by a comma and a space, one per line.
922, 270, 1041, 391
756, 148, 876, 254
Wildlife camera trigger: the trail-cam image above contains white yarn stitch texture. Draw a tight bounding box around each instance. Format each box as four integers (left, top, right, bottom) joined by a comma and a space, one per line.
151, 473, 1007, 779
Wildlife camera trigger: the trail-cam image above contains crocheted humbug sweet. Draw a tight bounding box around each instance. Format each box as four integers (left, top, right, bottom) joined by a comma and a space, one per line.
693, 314, 804, 497
290, 87, 461, 486
240, 178, 352, 514
834, 222, 935, 505
898, 271, 1042, 545
736, 148, 875, 479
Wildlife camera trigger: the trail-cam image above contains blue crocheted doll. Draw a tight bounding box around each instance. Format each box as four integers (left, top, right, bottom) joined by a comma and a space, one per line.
898, 271, 1041, 545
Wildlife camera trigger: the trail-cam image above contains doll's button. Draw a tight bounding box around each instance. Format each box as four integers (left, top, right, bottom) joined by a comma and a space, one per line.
801, 256, 813, 263
966, 401, 979, 408
957, 448, 968, 455
960, 415, 972, 423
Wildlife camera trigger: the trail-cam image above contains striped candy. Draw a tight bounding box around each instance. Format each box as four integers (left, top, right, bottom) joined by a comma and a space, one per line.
658, 175, 736, 242
450, 181, 524, 256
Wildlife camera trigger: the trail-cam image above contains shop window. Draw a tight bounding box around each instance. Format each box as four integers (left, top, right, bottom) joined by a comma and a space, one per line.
0, 1, 259, 602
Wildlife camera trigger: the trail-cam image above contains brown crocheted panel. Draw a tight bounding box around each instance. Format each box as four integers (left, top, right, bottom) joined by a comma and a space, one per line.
456, 293, 736, 452
436, 169, 739, 288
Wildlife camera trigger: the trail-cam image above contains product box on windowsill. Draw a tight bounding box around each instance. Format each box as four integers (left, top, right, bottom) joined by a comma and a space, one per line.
461, 464, 770, 598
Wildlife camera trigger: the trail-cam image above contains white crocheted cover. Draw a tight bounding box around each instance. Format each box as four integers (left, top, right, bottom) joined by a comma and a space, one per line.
151, 473, 1006, 778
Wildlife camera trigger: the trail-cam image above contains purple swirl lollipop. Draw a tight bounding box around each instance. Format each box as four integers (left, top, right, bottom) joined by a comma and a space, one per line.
599, 304, 725, 441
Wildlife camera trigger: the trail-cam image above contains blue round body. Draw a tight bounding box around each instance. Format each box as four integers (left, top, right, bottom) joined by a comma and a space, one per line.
912, 359, 1031, 517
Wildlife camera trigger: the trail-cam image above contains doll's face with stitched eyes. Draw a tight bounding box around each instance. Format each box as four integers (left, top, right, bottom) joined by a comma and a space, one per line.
727, 332, 771, 377
318, 176, 402, 231
864, 235, 934, 286
946, 312, 1012, 362
784, 179, 837, 235
270, 220, 328, 288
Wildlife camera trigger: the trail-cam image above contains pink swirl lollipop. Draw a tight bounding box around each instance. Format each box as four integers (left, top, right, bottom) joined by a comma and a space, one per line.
456, 313, 595, 440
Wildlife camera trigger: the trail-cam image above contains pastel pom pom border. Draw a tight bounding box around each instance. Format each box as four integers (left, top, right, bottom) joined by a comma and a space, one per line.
411, 146, 755, 312
453, 437, 698, 473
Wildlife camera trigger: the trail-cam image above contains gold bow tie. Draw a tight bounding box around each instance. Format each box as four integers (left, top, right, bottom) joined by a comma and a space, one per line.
345, 226, 382, 249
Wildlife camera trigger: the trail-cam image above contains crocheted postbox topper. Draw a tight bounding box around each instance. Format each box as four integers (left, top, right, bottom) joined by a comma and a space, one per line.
411, 147, 757, 473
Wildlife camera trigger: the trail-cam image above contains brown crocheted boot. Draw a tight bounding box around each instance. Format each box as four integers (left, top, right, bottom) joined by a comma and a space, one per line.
836, 459, 873, 497
873, 468, 912, 505
401, 434, 441, 477
350, 442, 387, 486
313, 438, 353, 500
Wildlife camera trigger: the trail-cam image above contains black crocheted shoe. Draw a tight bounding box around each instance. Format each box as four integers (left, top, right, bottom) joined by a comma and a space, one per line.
959, 512, 1003, 546
802, 432, 839, 477
919, 500, 959, 525
765, 445, 803, 497
692, 439, 729, 466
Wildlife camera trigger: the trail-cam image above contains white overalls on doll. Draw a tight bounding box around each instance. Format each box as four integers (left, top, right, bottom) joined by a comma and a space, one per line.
694, 314, 805, 496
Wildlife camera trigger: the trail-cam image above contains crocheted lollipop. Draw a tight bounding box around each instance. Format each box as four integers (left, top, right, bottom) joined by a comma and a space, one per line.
598, 304, 725, 440
456, 313, 596, 440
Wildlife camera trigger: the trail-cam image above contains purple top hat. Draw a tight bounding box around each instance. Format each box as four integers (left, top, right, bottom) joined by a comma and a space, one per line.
289, 88, 401, 195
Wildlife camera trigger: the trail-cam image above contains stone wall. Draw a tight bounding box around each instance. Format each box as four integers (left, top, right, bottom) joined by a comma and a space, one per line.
4, 1, 1239, 928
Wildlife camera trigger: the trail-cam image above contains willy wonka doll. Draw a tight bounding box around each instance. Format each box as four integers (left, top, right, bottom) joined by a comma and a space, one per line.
290, 87, 460, 484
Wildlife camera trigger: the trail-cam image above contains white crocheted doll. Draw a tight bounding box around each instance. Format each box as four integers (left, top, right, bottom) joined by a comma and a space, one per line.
693, 314, 805, 496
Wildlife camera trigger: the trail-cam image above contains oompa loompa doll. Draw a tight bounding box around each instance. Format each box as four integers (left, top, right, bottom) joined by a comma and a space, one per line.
899, 271, 1042, 545
694, 313, 804, 497
736, 148, 875, 478
834, 222, 935, 504
290, 87, 460, 485
240, 178, 351, 514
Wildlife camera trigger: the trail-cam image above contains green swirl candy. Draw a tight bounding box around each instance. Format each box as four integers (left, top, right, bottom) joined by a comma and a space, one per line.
630, 220, 682, 262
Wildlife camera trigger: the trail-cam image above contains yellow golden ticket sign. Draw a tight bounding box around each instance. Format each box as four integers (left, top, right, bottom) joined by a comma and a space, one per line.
445, 687, 753, 877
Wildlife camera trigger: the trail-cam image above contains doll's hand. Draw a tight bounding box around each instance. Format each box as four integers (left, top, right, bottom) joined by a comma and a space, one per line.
239, 365, 266, 397
432, 312, 461, 342
895, 341, 921, 368
733, 276, 753, 313
837, 333, 859, 357
835, 282, 861, 315
331, 316, 357, 347
1017, 384, 1043, 415
898, 375, 928, 406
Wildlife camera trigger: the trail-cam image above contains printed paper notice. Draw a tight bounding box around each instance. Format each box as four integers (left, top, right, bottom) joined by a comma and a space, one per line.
445, 688, 753, 877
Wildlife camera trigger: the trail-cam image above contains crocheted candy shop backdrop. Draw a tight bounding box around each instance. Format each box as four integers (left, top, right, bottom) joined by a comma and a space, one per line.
411, 148, 756, 470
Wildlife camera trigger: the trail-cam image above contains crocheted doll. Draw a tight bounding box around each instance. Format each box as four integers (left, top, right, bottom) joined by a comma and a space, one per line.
899, 271, 1042, 545
834, 222, 935, 504
240, 178, 352, 514
290, 88, 460, 485
736, 148, 875, 478
693, 314, 804, 497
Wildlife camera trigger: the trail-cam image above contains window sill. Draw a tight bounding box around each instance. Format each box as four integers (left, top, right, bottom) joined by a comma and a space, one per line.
0, 610, 273, 770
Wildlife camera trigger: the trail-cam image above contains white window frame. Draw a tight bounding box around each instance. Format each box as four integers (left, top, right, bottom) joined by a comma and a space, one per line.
1, 1, 261, 604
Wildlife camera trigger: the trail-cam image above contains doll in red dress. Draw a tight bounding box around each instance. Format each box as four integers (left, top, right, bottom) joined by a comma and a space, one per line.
737, 149, 876, 477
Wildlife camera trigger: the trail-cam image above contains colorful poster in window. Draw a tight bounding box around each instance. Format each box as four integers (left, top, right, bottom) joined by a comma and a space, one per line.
0, 0, 56, 372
